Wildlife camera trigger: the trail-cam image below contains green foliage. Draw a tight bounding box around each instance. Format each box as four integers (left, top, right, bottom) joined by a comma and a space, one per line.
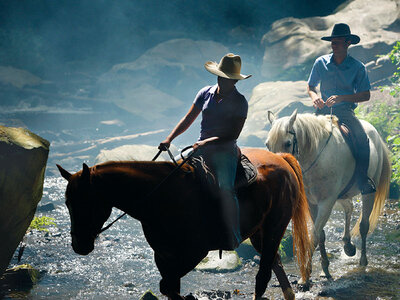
28, 216, 56, 233
356, 42, 400, 192
387, 41, 400, 98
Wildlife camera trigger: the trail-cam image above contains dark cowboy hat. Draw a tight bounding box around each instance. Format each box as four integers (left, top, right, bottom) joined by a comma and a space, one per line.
321, 23, 360, 44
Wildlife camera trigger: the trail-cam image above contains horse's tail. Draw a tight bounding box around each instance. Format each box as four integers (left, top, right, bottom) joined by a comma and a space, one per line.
351, 139, 391, 236
281, 153, 313, 281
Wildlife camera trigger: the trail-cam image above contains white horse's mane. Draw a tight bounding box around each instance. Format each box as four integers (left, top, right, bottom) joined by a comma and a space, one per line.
269, 113, 337, 157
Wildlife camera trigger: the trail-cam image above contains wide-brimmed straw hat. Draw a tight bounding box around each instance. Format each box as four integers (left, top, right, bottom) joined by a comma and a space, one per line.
321, 23, 360, 44
204, 53, 251, 80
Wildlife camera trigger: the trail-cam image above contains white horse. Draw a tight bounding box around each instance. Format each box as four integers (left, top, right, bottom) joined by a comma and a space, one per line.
266, 110, 391, 283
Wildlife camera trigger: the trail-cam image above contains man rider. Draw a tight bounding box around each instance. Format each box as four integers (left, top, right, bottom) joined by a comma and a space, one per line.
307, 23, 376, 195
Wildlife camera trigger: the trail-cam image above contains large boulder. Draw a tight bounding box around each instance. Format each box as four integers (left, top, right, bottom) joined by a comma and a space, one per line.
0, 126, 49, 275
94, 144, 179, 164
260, 0, 400, 81
239, 80, 313, 146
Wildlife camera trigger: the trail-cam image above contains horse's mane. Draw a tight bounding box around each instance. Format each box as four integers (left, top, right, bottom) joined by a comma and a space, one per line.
269, 113, 337, 157
92, 160, 193, 175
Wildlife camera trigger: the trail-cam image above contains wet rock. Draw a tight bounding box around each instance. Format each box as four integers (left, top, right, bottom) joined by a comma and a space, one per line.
236, 238, 259, 261
0, 264, 40, 290
140, 289, 158, 300
95, 144, 178, 164
0, 126, 49, 275
196, 250, 241, 273
36, 202, 56, 212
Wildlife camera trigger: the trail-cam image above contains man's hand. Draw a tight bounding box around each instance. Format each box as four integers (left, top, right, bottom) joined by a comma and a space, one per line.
326, 95, 342, 107
313, 97, 325, 109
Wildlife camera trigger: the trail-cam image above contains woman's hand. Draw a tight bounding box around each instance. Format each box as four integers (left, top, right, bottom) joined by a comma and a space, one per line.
158, 139, 171, 151
193, 140, 207, 150
193, 137, 219, 150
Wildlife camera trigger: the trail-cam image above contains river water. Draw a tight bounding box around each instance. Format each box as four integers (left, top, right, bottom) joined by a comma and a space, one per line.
2, 175, 400, 299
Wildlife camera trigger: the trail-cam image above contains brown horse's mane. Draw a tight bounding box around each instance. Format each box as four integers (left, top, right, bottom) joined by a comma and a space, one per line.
92, 160, 194, 177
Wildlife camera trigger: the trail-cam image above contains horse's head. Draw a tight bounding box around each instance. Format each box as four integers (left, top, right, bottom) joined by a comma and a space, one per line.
265, 110, 299, 155
57, 163, 112, 255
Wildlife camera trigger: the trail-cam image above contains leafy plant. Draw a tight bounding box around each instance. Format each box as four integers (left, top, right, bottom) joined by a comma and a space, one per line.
28, 216, 56, 232
356, 41, 400, 197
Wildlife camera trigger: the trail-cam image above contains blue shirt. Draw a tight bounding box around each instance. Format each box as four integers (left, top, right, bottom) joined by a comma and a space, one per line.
193, 84, 248, 144
308, 54, 371, 109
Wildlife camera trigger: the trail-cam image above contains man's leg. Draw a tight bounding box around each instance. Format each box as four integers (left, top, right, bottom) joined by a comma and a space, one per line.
336, 108, 376, 194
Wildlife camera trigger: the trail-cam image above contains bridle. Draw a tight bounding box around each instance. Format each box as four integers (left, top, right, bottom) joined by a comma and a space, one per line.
287, 130, 299, 156
288, 109, 334, 175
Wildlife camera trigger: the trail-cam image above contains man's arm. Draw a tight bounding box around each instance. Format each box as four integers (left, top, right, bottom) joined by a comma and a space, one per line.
325, 90, 370, 107
307, 85, 325, 109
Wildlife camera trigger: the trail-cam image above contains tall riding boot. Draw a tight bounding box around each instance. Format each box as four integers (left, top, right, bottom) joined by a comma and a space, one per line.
357, 140, 376, 195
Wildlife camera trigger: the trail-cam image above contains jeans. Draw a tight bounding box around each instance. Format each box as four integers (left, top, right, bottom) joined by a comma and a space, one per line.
195, 143, 241, 247
316, 105, 373, 191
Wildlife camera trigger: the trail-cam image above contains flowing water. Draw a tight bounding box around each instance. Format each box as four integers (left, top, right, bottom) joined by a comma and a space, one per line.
2, 175, 399, 300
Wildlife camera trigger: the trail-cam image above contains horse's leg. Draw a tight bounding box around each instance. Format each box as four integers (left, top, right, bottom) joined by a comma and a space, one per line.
338, 198, 356, 256
155, 250, 207, 300
360, 192, 375, 266
251, 232, 294, 300
253, 216, 291, 299
272, 255, 295, 300
312, 198, 336, 279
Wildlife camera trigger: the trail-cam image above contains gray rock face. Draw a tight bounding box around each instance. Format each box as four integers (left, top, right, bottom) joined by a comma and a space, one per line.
239, 81, 314, 146
0, 127, 49, 275
260, 0, 400, 80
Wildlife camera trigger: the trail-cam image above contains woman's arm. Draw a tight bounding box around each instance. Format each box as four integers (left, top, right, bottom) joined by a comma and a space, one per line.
159, 104, 201, 150
193, 117, 246, 149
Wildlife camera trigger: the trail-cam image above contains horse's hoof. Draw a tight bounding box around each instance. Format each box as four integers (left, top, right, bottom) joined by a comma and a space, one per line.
344, 243, 356, 257
283, 287, 295, 300
297, 279, 310, 291
360, 255, 368, 266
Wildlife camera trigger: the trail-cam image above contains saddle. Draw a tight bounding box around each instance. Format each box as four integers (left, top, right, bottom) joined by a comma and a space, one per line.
187, 153, 258, 192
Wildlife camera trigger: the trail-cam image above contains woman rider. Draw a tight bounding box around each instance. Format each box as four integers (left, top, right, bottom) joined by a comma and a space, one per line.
159, 53, 251, 249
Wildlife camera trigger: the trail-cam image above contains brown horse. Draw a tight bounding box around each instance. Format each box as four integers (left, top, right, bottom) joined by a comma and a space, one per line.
57, 148, 312, 300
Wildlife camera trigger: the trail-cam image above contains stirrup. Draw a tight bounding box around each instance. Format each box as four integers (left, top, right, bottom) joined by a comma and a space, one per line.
361, 178, 376, 195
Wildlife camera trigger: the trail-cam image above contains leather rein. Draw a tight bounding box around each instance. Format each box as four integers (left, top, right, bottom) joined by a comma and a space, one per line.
97, 146, 196, 236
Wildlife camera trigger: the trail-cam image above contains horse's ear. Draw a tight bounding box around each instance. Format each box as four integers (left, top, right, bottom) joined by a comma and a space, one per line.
57, 164, 72, 181
267, 111, 276, 124
288, 109, 298, 129
82, 163, 90, 181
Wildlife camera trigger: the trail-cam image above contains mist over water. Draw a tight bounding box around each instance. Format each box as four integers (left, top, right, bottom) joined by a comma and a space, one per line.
0, 0, 347, 166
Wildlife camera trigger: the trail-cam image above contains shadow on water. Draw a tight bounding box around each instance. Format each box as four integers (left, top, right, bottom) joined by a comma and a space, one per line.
318, 267, 400, 299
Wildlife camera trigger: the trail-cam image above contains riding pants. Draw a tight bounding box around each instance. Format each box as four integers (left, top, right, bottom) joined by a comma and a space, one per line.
195, 143, 241, 248
316, 105, 376, 194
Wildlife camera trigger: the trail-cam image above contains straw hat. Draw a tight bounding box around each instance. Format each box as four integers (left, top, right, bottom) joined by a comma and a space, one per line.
321, 23, 360, 45
204, 53, 251, 80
